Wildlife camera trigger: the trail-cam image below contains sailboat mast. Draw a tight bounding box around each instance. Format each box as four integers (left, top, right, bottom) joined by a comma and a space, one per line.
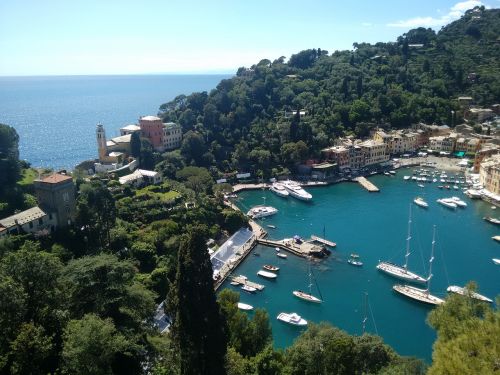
362, 292, 368, 335
403, 204, 412, 270
308, 258, 313, 295
426, 225, 436, 292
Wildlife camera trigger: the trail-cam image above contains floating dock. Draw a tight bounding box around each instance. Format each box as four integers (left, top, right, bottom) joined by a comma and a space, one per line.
355, 177, 380, 192
310, 235, 337, 247
231, 276, 265, 291
257, 238, 326, 257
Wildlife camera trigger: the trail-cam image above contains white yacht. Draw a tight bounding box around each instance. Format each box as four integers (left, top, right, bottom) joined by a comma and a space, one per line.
393, 226, 445, 306
237, 302, 254, 311
403, 175, 411, 180
270, 182, 289, 198
437, 198, 457, 209
465, 189, 482, 199
493, 258, 500, 265
450, 196, 467, 207
377, 206, 427, 284
277, 312, 307, 326
241, 285, 256, 293
413, 197, 429, 208
446, 285, 492, 303
257, 270, 278, 279
282, 180, 312, 201
247, 205, 278, 219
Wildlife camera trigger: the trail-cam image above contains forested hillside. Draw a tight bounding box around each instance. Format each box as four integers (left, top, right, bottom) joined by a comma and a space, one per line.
159, 7, 499, 175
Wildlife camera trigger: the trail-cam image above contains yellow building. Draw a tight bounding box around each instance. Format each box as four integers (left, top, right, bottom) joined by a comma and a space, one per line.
360, 140, 389, 166
479, 154, 500, 195
373, 130, 419, 155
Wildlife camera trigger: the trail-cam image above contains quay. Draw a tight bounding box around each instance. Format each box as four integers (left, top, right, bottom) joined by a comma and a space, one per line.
231, 275, 265, 291
310, 235, 337, 247
257, 237, 325, 258
354, 177, 380, 192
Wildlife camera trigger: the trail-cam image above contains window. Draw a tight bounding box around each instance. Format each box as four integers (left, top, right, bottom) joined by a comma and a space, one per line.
29, 222, 33, 229
38, 218, 43, 225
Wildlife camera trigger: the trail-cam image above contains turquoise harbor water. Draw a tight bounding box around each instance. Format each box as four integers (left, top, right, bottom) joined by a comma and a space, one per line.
0, 75, 230, 170
223, 172, 500, 362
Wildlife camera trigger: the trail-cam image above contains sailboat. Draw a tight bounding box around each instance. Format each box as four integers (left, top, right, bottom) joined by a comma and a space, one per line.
376, 205, 427, 284
292, 257, 322, 303
393, 226, 445, 306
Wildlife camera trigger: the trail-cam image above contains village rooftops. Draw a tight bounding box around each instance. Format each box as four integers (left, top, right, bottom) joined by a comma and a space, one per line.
37, 173, 72, 184
0, 206, 47, 228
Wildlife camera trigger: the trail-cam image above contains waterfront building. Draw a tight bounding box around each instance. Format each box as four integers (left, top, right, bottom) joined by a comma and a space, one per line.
479, 154, 500, 195
359, 140, 389, 166
119, 169, 162, 187
473, 143, 500, 173
139, 116, 183, 152
373, 129, 419, 155
0, 206, 57, 237
321, 146, 349, 171
34, 173, 76, 227
455, 137, 483, 154
162, 122, 183, 151
465, 108, 495, 123
139, 115, 164, 150
429, 135, 456, 152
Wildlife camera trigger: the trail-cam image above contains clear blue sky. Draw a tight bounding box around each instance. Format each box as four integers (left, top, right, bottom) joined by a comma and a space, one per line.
0, 0, 495, 76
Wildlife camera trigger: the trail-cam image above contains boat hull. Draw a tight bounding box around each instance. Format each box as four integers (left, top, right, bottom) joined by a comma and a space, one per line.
446, 285, 492, 303
376, 262, 427, 284
277, 312, 308, 326
292, 290, 322, 303
393, 285, 444, 305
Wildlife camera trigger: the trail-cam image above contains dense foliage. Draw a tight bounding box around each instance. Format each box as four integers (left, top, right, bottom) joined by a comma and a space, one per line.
159, 7, 500, 176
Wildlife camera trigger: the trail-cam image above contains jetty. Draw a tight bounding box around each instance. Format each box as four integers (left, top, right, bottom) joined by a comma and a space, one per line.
257, 237, 326, 258
310, 235, 337, 247
355, 177, 380, 192
231, 275, 265, 291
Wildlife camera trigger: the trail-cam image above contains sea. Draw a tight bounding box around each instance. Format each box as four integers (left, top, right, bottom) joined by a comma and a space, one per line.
225, 175, 500, 362
0, 74, 230, 170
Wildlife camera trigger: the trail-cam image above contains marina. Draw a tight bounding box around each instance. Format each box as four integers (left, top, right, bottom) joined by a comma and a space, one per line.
222, 169, 500, 362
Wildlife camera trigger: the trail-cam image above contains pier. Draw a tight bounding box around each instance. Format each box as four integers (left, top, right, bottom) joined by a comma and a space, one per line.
231, 275, 265, 291
257, 237, 325, 257
310, 235, 337, 247
355, 177, 380, 192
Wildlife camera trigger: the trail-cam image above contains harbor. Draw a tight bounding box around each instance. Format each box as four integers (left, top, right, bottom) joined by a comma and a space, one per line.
220, 169, 500, 362
354, 176, 380, 192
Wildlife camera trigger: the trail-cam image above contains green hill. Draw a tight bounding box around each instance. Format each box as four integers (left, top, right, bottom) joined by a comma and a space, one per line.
159, 6, 499, 174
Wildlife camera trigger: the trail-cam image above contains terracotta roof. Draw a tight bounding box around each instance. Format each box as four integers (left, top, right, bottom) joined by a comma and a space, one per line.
40, 173, 72, 184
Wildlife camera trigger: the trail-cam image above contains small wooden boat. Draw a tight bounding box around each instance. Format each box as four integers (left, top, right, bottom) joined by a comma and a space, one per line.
263, 264, 280, 272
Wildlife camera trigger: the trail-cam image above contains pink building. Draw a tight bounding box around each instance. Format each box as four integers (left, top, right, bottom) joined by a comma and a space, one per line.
139, 116, 164, 151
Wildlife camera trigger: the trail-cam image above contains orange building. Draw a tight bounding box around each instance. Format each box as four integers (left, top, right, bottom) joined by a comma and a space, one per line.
139, 116, 164, 151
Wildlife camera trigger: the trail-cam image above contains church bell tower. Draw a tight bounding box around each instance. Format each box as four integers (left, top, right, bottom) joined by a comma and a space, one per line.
96, 123, 107, 160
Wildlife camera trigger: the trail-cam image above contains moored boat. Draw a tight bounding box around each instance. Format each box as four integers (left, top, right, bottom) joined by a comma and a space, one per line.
413, 197, 429, 208
257, 270, 278, 279
437, 198, 457, 209
247, 205, 278, 219
262, 264, 280, 272
492, 235, 500, 242
393, 226, 444, 306
403, 175, 411, 180
446, 285, 492, 303
484, 216, 500, 225
277, 252, 287, 259
493, 258, 500, 265
277, 312, 307, 326
270, 182, 289, 198
450, 196, 467, 207
281, 180, 312, 201
241, 285, 256, 293
292, 290, 322, 303
237, 302, 254, 311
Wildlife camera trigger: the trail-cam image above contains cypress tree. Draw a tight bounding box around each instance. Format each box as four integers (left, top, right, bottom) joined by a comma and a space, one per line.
167, 225, 228, 375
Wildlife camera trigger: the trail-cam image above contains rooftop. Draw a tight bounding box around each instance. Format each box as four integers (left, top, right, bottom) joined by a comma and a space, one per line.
110, 134, 132, 144
0, 206, 47, 228
38, 173, 72, 184
120, 124, 141, 131
141, 115, 161, 121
